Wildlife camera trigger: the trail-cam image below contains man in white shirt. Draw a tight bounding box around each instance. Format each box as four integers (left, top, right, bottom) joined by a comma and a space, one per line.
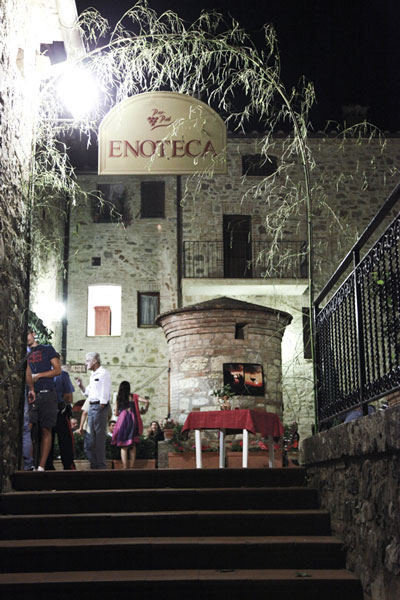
76, 352, 111, 469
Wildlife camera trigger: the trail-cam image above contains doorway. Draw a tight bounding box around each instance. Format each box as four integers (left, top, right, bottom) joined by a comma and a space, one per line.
223, 215, 252, 278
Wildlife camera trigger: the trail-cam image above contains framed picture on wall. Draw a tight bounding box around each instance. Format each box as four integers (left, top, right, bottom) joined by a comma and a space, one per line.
223, 363, 264, 396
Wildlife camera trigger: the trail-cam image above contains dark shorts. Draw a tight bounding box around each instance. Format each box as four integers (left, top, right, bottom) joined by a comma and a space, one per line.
29, 390, 58, 430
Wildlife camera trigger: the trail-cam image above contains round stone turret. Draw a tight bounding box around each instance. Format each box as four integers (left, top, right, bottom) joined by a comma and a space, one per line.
156, 296, 292, 420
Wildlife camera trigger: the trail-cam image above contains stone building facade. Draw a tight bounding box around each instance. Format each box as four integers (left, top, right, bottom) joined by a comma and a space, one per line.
47, 133, 400, 440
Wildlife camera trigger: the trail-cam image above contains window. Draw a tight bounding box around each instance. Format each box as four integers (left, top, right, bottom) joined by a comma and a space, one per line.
87, 285, 121, 336
91, 257, 101, 266
302, 307, 312, 359
242, 154, 278, 177
92, 183, 131, 225
138, 292, 160, 327
141, 182, 165, 218
235, 323, 246, 339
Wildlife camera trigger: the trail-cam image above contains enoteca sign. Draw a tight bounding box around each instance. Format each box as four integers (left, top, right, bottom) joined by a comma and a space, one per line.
98, 92, 227, 175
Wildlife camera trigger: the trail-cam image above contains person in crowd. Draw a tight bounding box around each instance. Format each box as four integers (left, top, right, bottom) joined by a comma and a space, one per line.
75, 352, 111, 470
147, 420, 164, 468
26, 328, 61, 471
22, 389, 34, 470
70, 417, 79, 431
344, 404, 376, 423
111, 381, 149, 469
75, 398, 93, 466
147, 420, 164, 442
45, 362, 76, 470
108, 419, 116, 437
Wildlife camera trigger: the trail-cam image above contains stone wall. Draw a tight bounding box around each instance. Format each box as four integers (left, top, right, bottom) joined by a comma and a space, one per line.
301, 405, 400, 600
0, 0, 69, 490
0, 0, 37, 490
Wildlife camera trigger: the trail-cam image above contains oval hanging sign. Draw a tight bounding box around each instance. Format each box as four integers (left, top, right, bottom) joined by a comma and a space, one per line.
98, 92, 227, 175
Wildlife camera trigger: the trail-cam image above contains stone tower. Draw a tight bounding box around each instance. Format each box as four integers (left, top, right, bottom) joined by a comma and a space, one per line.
156, 296, 292, 421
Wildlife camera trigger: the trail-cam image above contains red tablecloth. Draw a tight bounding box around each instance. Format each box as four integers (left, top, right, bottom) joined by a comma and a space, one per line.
182, 409, 283, 440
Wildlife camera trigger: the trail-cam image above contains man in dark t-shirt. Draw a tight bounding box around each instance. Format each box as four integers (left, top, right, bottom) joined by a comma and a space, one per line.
26, 328, 61, 471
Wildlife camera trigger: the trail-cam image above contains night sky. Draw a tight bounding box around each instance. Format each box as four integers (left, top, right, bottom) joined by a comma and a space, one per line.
75, 0, 400, 132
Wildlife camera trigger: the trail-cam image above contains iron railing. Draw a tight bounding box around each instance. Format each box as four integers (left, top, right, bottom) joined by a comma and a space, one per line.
183, 240, 308, 279
314, 183, 400, 427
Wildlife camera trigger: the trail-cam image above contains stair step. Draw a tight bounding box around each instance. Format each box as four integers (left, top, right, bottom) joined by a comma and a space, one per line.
10, 467, 307, 491
0, 535, 345, 572
0, 569, 364, 600
0, 509, 331, 539
0, 486, 318, 514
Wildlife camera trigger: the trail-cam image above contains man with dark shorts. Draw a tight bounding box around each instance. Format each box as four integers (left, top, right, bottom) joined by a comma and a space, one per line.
45, 364, 76, 470
26, 328, 61, 471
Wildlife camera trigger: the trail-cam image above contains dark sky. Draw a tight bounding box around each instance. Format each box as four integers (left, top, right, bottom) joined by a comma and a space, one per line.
75, 0, 400, 131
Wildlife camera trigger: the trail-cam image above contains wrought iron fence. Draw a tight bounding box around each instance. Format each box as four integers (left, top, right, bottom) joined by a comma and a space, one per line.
314, 183, 400, 427
183, 240, 308, 279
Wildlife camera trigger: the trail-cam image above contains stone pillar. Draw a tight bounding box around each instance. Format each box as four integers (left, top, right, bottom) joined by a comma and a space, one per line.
156, 296, 292, 421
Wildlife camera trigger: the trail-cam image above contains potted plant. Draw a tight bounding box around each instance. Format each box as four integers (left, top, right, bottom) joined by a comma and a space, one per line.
168, 425, 220, 468
112, 435, 157, 469
162, 417, 177, 439
226, 437, 283, 468
212, 383, 235, 410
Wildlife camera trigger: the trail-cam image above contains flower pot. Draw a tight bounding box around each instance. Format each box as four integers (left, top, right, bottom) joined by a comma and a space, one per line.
112, 459, 156, 469
226, 450, 283, 468
168, 452, 219, 469
163, 429, 174, 440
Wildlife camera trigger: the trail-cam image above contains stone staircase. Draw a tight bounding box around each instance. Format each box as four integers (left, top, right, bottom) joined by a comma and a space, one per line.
0, 468, 363, 599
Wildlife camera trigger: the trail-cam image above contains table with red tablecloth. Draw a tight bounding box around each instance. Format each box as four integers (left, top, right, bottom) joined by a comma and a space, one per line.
182, 409, 284, 468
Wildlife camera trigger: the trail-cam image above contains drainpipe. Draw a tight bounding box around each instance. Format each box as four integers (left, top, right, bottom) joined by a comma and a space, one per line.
61, 196, 71, 362
176, 175, 183, 308
55, 0, 86, 61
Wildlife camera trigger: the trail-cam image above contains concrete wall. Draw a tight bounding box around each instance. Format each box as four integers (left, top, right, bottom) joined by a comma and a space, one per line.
302, 405, 400, 600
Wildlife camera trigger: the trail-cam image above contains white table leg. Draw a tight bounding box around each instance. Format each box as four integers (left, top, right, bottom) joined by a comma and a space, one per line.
242, 429, 249, 468
195, 429, 202, 468
268, 435, 275, 468
219, 429, 225, 468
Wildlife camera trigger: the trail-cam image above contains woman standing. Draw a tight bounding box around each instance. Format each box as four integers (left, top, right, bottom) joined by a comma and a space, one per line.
111, 381, 149, 469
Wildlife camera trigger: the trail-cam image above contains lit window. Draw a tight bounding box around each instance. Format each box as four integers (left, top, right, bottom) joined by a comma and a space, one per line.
141, 182, 165, 218
138, 292, 159, 327
87, 285, 121, 336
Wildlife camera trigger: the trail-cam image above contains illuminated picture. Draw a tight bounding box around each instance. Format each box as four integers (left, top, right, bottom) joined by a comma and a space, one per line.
223, 363, 264, 396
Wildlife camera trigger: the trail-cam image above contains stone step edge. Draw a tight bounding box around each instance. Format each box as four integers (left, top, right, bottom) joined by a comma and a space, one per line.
2, 485, 314, 497
0, 535, 344, 548
0, 568, 360, 584
0, 508, 329, 518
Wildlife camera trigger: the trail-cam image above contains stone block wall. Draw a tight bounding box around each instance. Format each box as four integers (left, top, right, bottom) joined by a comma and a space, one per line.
0, 0, 40, 490
301, 405, 400, 600
66, 173, 179, 421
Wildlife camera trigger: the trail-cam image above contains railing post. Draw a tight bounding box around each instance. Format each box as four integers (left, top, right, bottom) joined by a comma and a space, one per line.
353, 249, 367, 415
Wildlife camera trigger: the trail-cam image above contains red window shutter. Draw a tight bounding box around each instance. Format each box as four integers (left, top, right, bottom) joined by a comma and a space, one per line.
94, 306, 111, 335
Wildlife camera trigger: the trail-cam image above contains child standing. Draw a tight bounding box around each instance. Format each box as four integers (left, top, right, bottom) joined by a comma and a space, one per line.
111, 381, 149, 468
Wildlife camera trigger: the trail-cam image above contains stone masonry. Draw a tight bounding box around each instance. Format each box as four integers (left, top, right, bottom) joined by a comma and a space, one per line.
156, 296, 292, 420
302, 404, 400, 600
59, 134, 400, 438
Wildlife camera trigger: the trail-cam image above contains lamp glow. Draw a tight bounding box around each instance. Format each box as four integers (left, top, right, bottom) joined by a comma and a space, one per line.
57, 67, 98, 119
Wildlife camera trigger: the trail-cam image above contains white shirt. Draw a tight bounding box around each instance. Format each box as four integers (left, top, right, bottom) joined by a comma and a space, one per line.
84, 366, 111, 405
